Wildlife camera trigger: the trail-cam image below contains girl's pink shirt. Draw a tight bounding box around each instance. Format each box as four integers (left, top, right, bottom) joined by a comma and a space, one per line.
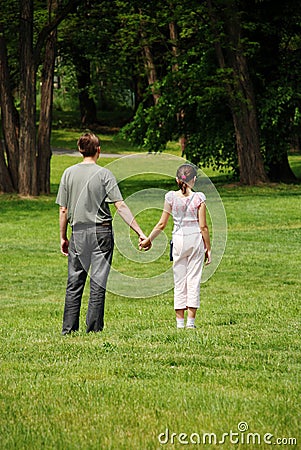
165, 191, 206, 234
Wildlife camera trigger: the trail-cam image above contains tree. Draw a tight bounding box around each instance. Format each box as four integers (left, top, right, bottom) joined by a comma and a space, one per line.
18, 0, 37, 195
247, 0, 300, 182
206, 0, 268, 184
0, 20, 19, 193
56, 0, 143, 124
0, 0, 82, 195
38, 0, 58, 194
205, 0, 300, 182
120, 0, 301, 184
56, 2, 99, 125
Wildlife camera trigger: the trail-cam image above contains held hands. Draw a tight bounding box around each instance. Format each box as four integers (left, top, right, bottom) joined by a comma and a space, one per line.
139, 236, 152, 251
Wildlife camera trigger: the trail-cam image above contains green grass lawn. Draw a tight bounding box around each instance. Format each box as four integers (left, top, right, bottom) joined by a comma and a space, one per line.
0, 153, 300, 449
50, 109, 182, 156
51, 127, 182, 157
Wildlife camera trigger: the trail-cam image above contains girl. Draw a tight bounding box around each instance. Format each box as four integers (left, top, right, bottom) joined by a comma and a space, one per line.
140, 164, 211, 329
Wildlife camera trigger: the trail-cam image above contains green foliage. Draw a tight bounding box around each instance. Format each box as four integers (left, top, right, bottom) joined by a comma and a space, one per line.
241, 0, 301, 179
2, 0, 301, 185
120, 100, 175, 153
0, 0, 21, 91
258, 85, 298, 163
119, 0, 301, 180
56, 0, 143, 114
121, 52, 238, 172
52, 61, 79, 112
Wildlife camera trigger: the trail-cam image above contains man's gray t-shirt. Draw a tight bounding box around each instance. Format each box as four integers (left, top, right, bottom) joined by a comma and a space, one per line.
56, 163, 123, 226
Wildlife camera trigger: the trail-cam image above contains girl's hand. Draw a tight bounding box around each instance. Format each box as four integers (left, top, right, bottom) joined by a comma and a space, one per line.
139, 237, 152, 251
204, 249, 211, 265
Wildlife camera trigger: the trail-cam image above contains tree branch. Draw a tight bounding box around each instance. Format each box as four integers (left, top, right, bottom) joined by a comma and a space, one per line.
34, 0, 83, 68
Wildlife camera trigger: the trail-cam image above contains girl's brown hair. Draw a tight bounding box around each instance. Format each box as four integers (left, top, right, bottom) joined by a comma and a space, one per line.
176, 164, 197, 194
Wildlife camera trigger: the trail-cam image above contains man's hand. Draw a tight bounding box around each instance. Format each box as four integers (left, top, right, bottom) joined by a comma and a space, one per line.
61, 238, 69, 256
139, 237, 152, 251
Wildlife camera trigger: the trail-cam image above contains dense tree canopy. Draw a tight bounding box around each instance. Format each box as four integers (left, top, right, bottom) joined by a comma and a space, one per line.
121, 0, 301, 183
0, 0, 300, 194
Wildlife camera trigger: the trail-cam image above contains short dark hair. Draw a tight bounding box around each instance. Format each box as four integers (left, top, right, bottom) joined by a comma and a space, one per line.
77, 132, 100, 157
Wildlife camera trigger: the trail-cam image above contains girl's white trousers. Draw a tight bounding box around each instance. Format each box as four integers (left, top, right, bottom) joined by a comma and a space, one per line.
172, 232, 205, 310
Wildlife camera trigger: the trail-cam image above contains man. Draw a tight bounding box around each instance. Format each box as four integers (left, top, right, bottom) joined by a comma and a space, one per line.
56, 132, 148, 335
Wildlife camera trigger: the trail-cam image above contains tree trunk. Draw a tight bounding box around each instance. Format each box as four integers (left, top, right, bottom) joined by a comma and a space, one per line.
0, 140, 14, 193
226, 16, 268, 184
37, 1, 57, 195
230, 51, 268, 184
169, 19, 179, 72
74, 56, 97, 125
0, 24, 19, 192
169, 19, 187, 155
141, 43, 160, 105
232, 106, 268, 185
19, 0, 38, 196
131, 74, 145, 113
207, 0, 269, 185
268, 156, 297, 182
139, 11, 160, 106
0, 0, 80, 196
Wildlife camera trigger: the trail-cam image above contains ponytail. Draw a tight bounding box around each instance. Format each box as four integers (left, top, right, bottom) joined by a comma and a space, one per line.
177, 180, 187, 194
176, 164, 197, 194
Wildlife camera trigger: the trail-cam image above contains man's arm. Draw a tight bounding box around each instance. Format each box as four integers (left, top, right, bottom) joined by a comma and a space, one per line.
114, 200, 148, 244
59, 206, 69, 256
139, 201, 171, 249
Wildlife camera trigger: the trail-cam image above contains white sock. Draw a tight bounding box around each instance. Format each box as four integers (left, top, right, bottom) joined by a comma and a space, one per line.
186, 318, 195, 328
176, 318, 184, 328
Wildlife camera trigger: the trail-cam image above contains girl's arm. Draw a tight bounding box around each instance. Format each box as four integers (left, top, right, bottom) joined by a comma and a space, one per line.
198, 202, 211, 264
114, 200, 150, 250
140, 201, 171, 249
